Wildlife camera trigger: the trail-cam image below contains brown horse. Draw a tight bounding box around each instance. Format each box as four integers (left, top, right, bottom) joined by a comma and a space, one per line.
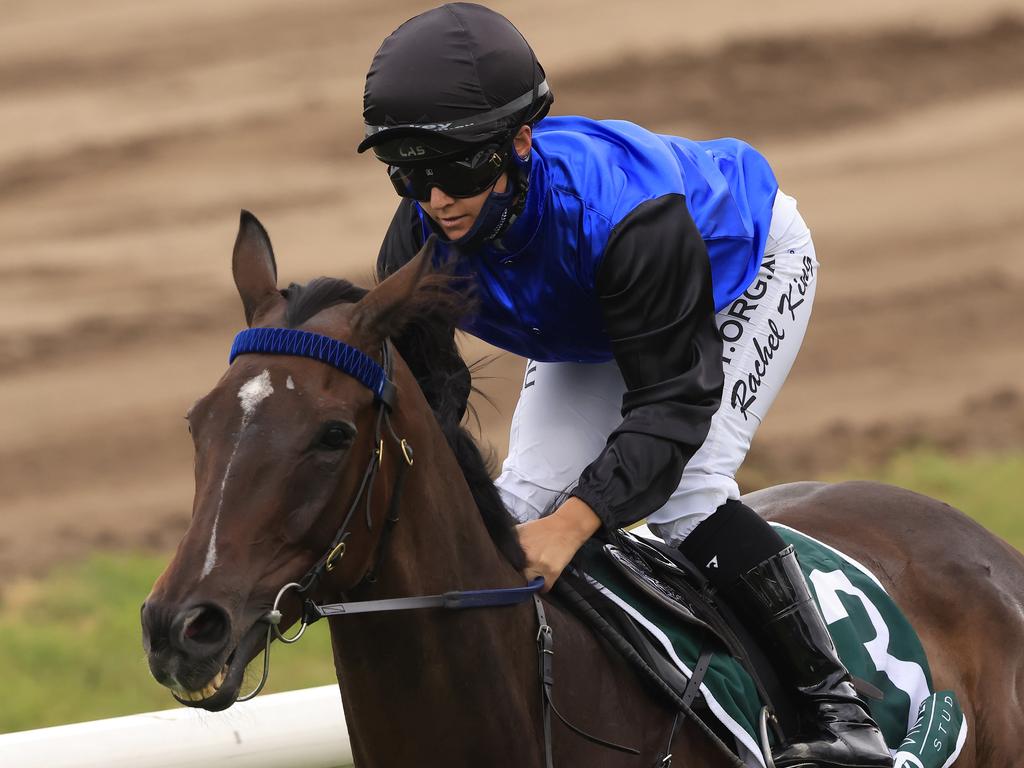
142, 212, 1024, 767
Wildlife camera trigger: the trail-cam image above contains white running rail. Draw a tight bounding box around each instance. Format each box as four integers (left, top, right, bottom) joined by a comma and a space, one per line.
0, 685, 353, 768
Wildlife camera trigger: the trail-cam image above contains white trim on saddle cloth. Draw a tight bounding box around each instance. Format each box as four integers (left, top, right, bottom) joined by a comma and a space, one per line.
945, 721, 969, 768
582, 574, 768, 767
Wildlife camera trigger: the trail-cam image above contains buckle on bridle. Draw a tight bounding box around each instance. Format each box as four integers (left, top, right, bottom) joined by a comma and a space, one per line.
325, 541, 347, 572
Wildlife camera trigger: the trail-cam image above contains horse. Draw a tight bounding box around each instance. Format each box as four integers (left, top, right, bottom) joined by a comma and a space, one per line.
142, 211, 1024, 767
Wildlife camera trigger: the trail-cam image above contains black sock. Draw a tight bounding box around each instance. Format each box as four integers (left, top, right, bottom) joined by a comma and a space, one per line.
678, 499, 786, 589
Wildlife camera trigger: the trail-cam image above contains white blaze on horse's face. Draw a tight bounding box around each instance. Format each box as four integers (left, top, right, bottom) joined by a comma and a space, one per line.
201, 369, 275, 579
286, 376, 296, 391
239, 369, 275, 417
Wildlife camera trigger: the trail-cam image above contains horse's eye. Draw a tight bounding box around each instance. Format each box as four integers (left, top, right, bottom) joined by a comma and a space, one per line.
318, 422, 356, 451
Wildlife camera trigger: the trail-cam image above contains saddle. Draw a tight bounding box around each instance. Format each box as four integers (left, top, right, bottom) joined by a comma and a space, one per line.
556, 526, 967, 768
560, 529, 800, 743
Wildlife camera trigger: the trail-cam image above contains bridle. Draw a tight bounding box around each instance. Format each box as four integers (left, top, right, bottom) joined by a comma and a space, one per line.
226, 327, 421, 700
222, 326, 647, 766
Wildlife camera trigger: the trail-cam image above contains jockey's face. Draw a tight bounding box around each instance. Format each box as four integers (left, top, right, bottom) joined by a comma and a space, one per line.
419, 125, 532, 241
421, 174, 506, 240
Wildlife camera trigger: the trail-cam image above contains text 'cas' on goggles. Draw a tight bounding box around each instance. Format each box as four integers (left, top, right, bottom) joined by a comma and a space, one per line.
376, 138, 512, 201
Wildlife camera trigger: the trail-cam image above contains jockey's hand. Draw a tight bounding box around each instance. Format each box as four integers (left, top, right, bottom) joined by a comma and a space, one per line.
517, 497, 601, 592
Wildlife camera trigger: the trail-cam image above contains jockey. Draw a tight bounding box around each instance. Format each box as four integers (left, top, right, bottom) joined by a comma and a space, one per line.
361, 4, 891, 767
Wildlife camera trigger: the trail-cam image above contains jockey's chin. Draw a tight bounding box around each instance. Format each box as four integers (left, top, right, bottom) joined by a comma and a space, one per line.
434, 212, 475, 240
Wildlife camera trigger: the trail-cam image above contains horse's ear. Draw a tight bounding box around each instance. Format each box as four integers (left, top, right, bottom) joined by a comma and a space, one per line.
232, 210, 281, 326
354, 235, 437, 342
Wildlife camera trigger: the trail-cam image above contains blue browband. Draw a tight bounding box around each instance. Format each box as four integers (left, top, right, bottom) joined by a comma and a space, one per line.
229, 328, 395, 406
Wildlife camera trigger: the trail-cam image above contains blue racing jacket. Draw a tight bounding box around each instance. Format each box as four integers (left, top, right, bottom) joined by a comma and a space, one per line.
377, 116, 779, 529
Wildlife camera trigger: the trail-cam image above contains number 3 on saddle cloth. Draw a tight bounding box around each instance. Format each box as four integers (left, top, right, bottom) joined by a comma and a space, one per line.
562, 523, 967, 768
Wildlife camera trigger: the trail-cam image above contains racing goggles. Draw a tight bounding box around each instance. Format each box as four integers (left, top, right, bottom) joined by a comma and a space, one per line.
387, 142, 510, 201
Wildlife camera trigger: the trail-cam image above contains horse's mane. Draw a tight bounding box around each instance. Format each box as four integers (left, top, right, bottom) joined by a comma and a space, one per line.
281, 277, 526, 570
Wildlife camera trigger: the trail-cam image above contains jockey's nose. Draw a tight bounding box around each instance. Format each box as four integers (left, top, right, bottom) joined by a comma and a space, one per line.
429, 185, 455, 208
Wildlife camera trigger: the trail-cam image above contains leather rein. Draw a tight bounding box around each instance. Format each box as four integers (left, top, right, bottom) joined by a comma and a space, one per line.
226, 327, 639, 766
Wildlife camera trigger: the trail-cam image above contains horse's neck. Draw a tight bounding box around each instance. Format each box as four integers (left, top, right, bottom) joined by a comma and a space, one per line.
328, 404, 542, 765
325, 401, 730, 767
375, 403, 523, 593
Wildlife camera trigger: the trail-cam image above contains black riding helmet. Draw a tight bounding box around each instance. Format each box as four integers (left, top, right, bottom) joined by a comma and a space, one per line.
357, 2, 553, 165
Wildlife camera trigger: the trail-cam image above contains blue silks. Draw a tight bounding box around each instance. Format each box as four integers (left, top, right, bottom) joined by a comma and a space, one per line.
416, 116, 779, 363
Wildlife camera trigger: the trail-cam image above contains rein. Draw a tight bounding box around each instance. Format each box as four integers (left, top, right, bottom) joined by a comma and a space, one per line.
226, 327, 639, 766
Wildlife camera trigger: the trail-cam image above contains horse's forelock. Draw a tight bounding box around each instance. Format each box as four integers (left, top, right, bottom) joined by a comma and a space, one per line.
283, 278, 368, 328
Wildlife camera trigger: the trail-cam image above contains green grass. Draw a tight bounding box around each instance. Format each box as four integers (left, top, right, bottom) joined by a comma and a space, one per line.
1, 449, 1020, 734
0, 553, 338, 734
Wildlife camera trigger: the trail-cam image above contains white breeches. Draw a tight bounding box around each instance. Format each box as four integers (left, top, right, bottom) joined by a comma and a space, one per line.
495, 190, 818, 545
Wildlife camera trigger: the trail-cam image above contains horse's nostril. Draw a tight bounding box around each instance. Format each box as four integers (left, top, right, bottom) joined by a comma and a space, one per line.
176, 604, 230, 650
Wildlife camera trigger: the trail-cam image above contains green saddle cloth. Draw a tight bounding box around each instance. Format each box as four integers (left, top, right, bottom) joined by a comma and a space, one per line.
582, 523, 966, 767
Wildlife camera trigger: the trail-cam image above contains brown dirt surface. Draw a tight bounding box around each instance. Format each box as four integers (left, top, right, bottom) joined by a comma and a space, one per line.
2, 1, 1023, 580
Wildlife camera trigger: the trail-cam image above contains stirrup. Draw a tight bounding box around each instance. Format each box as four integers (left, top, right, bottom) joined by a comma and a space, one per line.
758, 706, 778, 768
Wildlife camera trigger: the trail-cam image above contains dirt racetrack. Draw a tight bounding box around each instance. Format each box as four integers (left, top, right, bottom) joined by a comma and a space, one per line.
2, 0, 1023, 580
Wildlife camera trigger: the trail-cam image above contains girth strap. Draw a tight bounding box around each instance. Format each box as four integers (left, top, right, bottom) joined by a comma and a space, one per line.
684, 646, 714, 710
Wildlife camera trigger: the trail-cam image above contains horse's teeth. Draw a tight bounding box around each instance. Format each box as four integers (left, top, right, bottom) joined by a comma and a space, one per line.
177, 663, 230, 702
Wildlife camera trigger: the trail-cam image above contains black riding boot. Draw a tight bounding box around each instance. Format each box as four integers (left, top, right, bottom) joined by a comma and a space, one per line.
726, 546, 892, 768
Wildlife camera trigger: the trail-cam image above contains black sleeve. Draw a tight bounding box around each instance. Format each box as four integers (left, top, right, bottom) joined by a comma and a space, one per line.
570, 193, 724, 529
377, 198, 425, 277
376, 200, 472, 427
